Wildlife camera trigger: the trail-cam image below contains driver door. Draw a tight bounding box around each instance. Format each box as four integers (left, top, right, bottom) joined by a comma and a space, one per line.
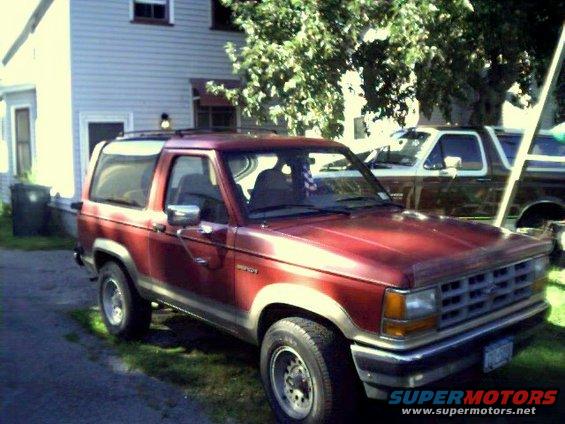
147, 150, 236, 321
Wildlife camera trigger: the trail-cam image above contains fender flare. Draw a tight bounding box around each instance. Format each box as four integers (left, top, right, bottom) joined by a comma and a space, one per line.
92, 238, 140, 282
246, 283, 362, 343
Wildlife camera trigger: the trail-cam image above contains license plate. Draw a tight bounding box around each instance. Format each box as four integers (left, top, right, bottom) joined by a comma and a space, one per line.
483, 338, 513, 372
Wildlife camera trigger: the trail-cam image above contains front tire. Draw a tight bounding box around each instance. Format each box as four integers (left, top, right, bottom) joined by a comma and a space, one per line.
98, 261, 151, 339
260, 317, 357, 423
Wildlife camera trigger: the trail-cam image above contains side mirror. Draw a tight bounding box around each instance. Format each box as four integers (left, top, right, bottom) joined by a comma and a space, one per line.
444, 156, 462, 170
167, 205, 201, 227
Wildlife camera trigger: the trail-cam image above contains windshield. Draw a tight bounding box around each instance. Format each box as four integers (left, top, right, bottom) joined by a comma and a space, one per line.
497, 133, 565, 169
366, 131, 431, 167
224, 148, 393, 219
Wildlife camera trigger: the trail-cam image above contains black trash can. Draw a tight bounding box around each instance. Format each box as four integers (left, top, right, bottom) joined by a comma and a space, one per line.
10, 183, 51, 236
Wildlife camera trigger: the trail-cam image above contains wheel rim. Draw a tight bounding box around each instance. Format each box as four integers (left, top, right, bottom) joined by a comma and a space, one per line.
102, 278, 124, 326
269, 346, 314, 419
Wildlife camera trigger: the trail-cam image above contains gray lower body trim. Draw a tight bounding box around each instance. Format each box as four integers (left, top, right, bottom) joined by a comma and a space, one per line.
351, 301, 548, 396
136, 275, 254, 343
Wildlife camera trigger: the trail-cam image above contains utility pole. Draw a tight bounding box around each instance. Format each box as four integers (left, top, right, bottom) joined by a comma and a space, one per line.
494, 24, 565, 228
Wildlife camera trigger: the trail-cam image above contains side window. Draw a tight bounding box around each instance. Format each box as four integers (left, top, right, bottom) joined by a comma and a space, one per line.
165, 156, 228, 224
424, 134, 483, 171
90, 142, 162, 208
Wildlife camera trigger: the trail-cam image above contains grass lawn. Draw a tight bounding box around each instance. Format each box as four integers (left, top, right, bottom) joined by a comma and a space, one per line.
0, 215, 75, 251
71, 268, 565, 423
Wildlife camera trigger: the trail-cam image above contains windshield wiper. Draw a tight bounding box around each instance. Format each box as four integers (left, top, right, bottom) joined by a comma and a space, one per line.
249, 204, 350, 216
336, 196, 405, 210
336, 195, 382, 203
374, 159, 413, 166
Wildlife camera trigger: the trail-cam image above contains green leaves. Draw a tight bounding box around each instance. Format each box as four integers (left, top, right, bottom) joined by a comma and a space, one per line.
212, 0, 563, 136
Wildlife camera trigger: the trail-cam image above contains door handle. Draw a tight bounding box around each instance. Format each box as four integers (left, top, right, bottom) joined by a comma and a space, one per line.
152, 223, 166, 233
194, 257, 209, 266
476, 177, 492, 182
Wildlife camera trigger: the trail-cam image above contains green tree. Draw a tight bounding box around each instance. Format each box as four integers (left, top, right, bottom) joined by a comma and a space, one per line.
209, 0, 563, 137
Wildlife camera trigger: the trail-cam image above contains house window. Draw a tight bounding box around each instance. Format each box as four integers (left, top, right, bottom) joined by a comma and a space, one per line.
132, 0, 170, 24
195, 104, 236, 130
353, 116, 367, 139
14, 108, 32, 176
211, 0, 238, 31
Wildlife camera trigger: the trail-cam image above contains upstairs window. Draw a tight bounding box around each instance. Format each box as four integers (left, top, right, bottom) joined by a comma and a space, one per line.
353, 116, 367, 140
211, 0, 238, 31
132, 0, 171, 24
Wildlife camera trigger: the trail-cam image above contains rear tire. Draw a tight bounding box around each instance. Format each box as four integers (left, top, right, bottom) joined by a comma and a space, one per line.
260, 317, 357, 423
98, 261, 151, 339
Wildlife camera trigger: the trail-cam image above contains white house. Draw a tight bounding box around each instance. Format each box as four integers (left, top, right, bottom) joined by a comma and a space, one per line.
0, 0, 251, 233
0, 0, 557, 235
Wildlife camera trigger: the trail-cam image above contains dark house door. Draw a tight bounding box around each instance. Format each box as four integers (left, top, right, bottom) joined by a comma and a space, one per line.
88, 122, 124, 157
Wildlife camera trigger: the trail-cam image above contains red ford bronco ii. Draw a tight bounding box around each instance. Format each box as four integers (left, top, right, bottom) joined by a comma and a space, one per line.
75, 130, 551, 423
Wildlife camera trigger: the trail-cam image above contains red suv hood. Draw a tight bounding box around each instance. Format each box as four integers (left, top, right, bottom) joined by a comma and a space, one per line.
239, 209, 551, 288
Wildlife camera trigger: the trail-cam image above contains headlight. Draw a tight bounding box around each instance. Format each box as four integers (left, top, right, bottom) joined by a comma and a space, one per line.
382, 287, 438, 338
384, 288, 438, 320
532, 256, 550, 293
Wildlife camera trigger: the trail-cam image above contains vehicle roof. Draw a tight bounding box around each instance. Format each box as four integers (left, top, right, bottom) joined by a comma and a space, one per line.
407, 125, 485, 132
409, 125, 553, 136
122, 133, 343, 151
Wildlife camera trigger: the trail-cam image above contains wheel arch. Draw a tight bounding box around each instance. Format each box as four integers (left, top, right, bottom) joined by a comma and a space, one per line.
93, 238, 140, 283
516, 198, 565, 228
248, 283, 359, 344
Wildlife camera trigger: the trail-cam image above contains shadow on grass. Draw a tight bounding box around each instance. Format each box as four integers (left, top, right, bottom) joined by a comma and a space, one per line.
71, 306, 564, 424
71, 307, 274, 424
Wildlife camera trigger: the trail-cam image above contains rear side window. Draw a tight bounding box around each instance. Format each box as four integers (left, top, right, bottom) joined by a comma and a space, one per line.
425, 134, 483, 171
90, 141, 163, 208
498, 134, 565, 169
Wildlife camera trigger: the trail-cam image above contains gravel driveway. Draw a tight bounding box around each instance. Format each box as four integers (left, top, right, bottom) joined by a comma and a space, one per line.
0, 249, 210, 424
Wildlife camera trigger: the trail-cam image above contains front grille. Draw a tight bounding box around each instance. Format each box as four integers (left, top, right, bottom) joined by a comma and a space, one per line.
438, 259, 535, 329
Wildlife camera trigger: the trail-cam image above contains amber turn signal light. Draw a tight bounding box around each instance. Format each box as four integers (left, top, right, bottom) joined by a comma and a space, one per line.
382, 315, 438, 338
383, 291, 406, 319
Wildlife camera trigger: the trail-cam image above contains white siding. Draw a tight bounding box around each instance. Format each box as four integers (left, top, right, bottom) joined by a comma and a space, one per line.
34, 0, 74, 199
70, 0, 245, 198
1, 0, 74, 201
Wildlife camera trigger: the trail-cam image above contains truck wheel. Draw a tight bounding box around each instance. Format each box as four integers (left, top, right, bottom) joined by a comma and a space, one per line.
260, 317, 357, 423
98, 261, 151, 339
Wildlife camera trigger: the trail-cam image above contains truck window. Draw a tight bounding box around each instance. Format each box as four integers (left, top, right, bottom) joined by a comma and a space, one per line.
497, 134, 565, 169
90, 141, 163, 208
425, 134, 483, 171
165, 156, 228, 224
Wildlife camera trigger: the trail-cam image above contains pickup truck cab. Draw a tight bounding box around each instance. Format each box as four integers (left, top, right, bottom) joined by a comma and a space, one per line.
76, 130, 551, 423
341, 126, 564, 261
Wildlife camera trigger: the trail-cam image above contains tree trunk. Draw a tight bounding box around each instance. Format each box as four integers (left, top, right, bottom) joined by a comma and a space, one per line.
468, 63, 518, 126
468, 84, 507, 125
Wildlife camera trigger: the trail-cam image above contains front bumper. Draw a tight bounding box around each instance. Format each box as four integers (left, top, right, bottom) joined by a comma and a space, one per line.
351, 301, 549, 399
